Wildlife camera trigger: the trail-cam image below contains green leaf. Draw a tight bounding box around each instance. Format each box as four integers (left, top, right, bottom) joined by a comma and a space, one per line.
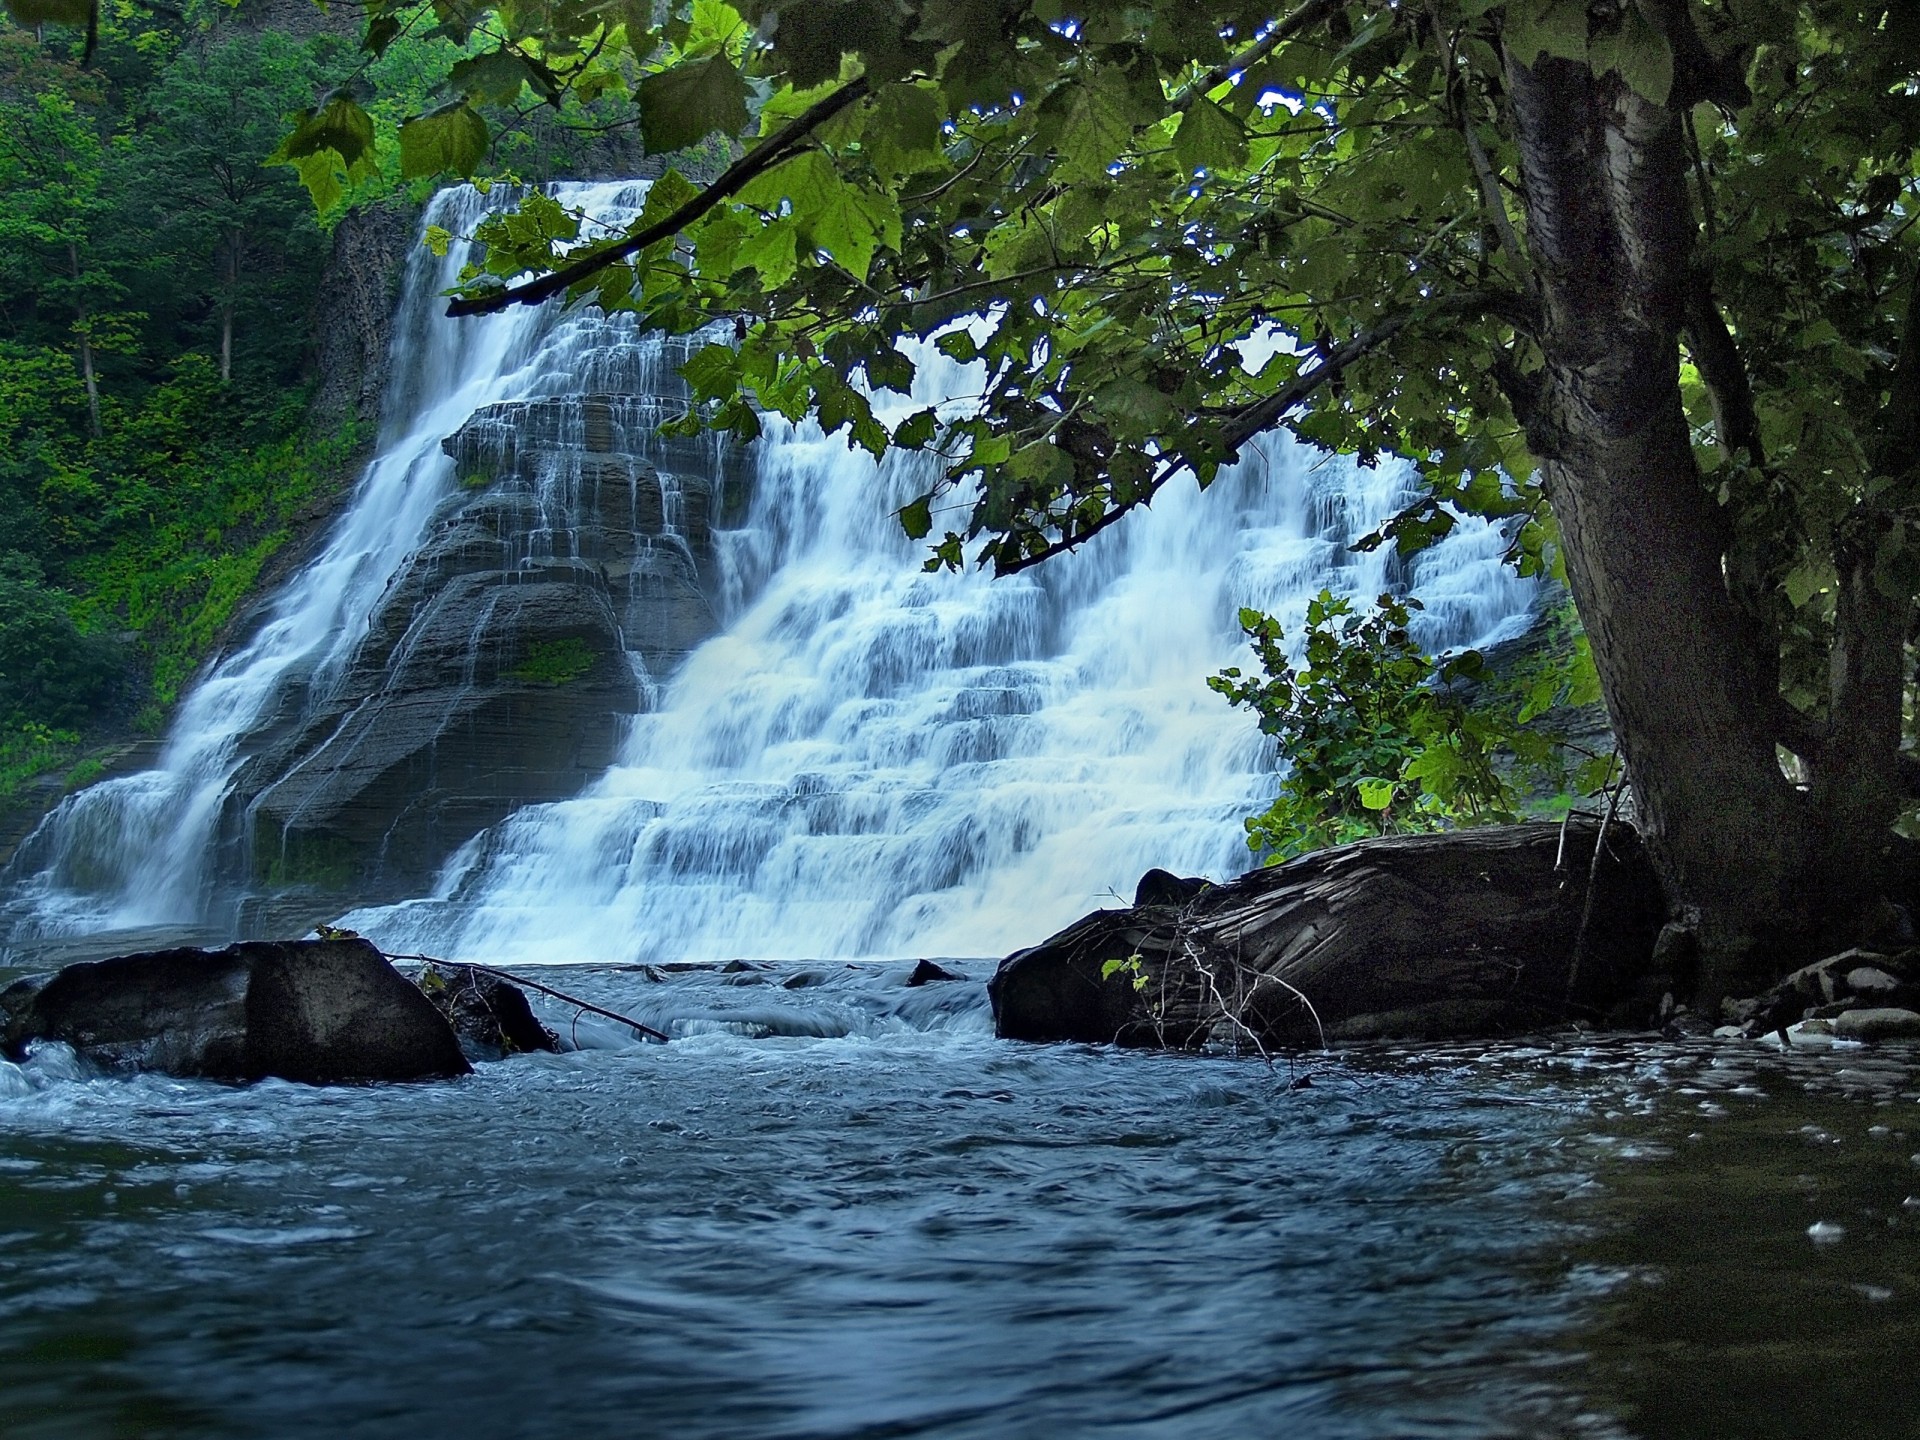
277, 93, 376, 170
363, 14, 402, 55
740, 151, 900, 278
892, 408, 938, 448
451, 50, 549, 106
867, 83, 948, 176
1054, 69, 1137, 183
400, 102, 490, 180
934, 330, 977, 362
735, 219, 799, 285
1173, 97, 1246, 173
899, 494, 934, 539
1357, 778, 1397, 811
637, 53, 751, 154
1589, 4, 1673, 105
681, 343, 739, 401
1502, 0, 1589, 69
424, 225, 454, 257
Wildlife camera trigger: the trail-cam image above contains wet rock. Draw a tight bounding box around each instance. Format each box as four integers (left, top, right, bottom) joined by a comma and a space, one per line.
0, 939, 470, 1083
1833, 1008, 1920, 1043
907, 959, 964, 986
992, 820, 1664, 1049
1847, 966, 1903, 997
1133, 869, 1211, 908
221, 387, 741, 904
416, 963, 559, 1061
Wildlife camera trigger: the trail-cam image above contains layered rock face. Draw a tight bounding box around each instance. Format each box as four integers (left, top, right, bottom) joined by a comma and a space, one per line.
230, 392, 740, 903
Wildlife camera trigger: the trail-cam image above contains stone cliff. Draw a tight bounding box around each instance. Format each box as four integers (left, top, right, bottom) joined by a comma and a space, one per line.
227, 391, 742, 906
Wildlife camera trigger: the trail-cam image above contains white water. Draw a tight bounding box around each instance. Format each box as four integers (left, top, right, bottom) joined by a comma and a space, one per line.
6, 183, 1537, 961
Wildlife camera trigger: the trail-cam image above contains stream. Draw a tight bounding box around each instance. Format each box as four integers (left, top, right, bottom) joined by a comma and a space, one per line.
5, 961, 1918, 1438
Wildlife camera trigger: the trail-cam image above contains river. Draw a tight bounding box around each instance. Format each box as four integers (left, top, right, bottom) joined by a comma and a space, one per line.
4, 961, 1917, 1438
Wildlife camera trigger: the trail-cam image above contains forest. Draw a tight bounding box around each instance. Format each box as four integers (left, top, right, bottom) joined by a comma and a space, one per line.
0, 0, 632, 816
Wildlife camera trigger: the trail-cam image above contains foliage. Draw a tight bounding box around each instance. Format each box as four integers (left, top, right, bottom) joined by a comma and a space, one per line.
0, 551, 122, 729
11, 2, 1918, 941
1211, 592, 1539, 859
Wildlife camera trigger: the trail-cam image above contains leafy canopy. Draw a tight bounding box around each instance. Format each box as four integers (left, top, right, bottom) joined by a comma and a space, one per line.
15, 0, 1917, 801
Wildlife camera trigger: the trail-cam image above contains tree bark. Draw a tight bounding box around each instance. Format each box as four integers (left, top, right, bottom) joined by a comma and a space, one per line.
66, 240, 101, 439
1500, 54, 1829, 997
220, 226, 239, 384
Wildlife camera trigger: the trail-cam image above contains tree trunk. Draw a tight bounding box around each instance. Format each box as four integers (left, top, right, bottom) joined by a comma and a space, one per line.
988, 821, 1665, 1049
220, 227, 239, 385
1500, 54, 1853, 998
66, 240, 101, 439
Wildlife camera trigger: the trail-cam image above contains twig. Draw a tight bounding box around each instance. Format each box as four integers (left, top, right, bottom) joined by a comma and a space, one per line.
392, 951, 670, 1043
1565, 752, 1626, 1006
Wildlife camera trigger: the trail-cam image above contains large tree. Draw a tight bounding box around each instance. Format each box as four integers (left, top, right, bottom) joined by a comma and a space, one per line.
19, 0, 1916, 997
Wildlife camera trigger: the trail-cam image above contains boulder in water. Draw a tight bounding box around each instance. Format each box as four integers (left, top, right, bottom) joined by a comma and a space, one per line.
0, 938, 470, 1083
416, 962, 560, 1060
991, 820, 1664, 1049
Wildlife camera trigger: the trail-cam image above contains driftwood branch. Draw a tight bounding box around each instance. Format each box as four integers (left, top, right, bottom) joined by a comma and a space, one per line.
990, 821, 1665, 1049
388, 951, 670, 1043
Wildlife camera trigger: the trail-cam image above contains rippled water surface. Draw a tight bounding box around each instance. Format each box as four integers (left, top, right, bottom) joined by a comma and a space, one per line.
4, 963, 1919, 1439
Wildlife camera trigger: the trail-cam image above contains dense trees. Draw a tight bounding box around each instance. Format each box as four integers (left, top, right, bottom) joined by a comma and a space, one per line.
188, 0, 1910, 998
0, 11, 352, 791
0, 2, 627, 798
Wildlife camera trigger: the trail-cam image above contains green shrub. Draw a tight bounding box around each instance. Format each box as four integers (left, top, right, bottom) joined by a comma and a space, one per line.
1210, 591, 1581, 863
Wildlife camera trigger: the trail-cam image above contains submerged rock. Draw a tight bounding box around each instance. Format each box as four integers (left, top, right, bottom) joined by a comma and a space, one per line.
0, 938, 470, 1084
416, 962, 560, 1061
990, 820, 1664, 1050
907, 959, 964, 986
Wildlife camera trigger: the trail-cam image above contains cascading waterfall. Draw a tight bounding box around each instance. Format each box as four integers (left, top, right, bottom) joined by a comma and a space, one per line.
341, 358, 1536, 964
3, 180, 672, 943
4, 182, 1536, 962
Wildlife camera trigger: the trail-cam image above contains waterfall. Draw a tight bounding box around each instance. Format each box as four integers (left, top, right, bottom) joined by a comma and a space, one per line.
2, 181, 666, 943
4, 183, 1537, 962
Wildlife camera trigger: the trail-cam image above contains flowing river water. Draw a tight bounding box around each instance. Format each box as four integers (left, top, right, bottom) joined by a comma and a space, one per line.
5, 963, 1920, 1438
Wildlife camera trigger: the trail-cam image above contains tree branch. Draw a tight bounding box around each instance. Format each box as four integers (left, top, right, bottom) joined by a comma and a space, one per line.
993, 290, 1521, 575
1872, 259, 1920, 482
1175, 0, 1348, 105
445, 77, 871, 317
1681, 267, 1764, 468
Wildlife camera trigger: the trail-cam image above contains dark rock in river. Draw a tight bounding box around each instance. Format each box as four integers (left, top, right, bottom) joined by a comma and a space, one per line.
0, 938, 470, 1083
907, 959, 964, 986
416, 962, 560, 1061
990, 819, 1665, 1049
1132, 869, 1211, 908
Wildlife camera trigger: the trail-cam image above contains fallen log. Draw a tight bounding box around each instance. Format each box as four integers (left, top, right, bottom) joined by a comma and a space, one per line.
988, 819, 1664, 1049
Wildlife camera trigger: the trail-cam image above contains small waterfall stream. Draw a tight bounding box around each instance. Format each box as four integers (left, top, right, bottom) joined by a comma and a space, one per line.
3, 183, 1537, 961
